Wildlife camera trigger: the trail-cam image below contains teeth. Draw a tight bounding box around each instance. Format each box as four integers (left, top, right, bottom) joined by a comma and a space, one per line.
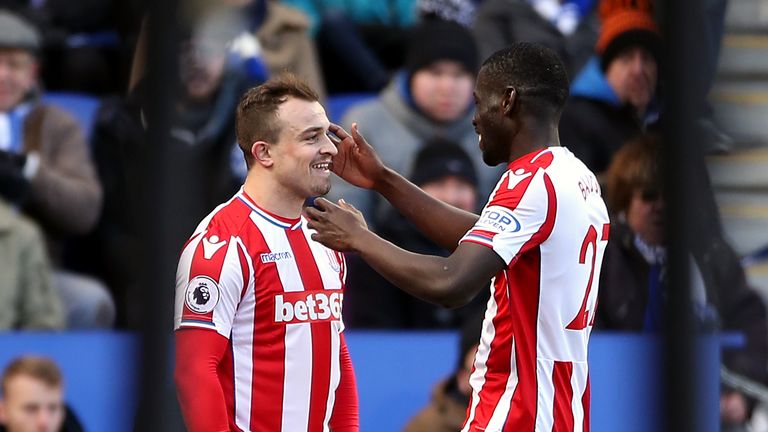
312, 162, 331, 170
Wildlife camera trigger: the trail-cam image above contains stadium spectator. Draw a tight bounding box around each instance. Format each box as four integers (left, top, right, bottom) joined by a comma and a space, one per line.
404, 310, 485, 432
283, 0, 417, 93
328, 19, 504, 229
0, 1, 139, 95
0, 10, 114, 329
596, 134, 768, 431
473, 0, 599, 77
558, 0, 660, 175
0, 198, 63, 330
0, 356, 83, 432
131, 1, 325, 100
174, 75, 358, 431
88, 11, 253, 327
345, 141, 487, 328
307, 43, 609, 430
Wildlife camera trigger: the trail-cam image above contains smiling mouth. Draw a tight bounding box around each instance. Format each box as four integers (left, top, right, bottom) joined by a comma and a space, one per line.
311, 162, 332, 173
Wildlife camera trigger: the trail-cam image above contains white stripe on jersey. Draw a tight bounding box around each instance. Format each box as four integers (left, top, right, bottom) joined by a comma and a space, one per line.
213, 241, 247, 337
571, 362, 589, 432
283, 323, 313, 431
232, 239, 256, 431
462, 278, 499, 432
174, 233, 205, 330
536, 359, 556, 432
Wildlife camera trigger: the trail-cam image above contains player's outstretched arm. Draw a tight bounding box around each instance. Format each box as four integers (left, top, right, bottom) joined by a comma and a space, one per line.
305, 199, 503, 306
175, 329, 230, 432
329, 123, 479, 250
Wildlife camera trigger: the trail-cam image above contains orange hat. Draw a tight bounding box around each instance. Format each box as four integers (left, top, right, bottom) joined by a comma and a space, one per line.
596, 0, 660, 69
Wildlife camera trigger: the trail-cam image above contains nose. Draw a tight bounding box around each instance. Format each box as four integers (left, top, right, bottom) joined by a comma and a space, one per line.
35, 414, 53, 431
322, 132, 338, 156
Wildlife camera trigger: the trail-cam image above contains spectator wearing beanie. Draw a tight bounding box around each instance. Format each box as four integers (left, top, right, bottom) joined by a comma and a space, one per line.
559, 0, 661, 175
342, 140, 488, 329
328, 18, 505, 230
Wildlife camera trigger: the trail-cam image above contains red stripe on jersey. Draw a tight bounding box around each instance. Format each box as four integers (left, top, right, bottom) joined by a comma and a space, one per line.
505, 173, 558, 431
504, 247, 541, 432
488, 172, 529, 210
246, 225, 286, 431
582, 375, 591, 432
469, 229, 497, 239
467, 271, 514, 430
182, 232, 230, 324
286, 228, 333, 431
552, 361, 575, 432
601, 223, 610, 241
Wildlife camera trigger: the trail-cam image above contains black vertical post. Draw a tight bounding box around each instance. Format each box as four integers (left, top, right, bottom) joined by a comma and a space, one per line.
134, 0, 180, 430
660, 0, 702, 430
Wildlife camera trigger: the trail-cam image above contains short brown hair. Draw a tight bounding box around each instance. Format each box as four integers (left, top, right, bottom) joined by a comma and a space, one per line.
605, 134, 661, 214
236, 73, 320, 168
1, 356, 62, 395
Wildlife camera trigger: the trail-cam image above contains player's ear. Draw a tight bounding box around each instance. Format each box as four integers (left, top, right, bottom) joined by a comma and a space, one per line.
501, 86, 517, 116
252, 141, 273, 167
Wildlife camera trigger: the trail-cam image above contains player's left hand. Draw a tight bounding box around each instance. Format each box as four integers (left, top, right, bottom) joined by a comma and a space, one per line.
304, 197, 369, 251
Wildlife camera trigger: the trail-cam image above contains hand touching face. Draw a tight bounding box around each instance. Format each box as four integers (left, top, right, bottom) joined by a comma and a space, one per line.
304, 198, 369, 252
328, 123, 386, 190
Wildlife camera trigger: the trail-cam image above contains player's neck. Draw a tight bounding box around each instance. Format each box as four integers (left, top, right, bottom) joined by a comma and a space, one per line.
508, 120, 560, 162
243, 174, 304, 219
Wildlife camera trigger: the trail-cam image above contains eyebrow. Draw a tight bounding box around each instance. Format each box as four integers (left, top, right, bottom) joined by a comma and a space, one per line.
298, 126, 324, 138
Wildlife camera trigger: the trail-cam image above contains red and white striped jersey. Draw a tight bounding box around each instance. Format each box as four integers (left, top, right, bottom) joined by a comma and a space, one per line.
174, 189, 349, 432
459, 147, 610, 432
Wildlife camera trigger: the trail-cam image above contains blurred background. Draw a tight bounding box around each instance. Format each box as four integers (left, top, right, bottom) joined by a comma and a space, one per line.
0, 0, 767, 431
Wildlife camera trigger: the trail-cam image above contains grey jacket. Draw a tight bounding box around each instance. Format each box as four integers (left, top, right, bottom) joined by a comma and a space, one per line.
329, 79, 505, 228
0, 199, 64, 329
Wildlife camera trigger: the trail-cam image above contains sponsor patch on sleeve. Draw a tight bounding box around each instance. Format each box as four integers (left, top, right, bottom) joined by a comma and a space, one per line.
474, 206, 522, 233
184, 276, 220, 314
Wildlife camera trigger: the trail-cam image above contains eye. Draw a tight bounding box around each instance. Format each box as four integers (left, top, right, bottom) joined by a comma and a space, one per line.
306, 134, 319, 143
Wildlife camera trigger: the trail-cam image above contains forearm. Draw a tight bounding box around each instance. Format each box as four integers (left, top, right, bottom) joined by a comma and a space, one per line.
175, 330, 230, 432
375, 168, 479, 250
353, 230, 469, 307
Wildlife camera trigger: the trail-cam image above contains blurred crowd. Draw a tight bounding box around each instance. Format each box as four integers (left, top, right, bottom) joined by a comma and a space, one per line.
0, 0, 765, 431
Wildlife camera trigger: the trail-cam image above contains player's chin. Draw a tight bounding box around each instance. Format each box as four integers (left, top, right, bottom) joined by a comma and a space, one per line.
481, 148, 504, 167
312, 182, 332, 197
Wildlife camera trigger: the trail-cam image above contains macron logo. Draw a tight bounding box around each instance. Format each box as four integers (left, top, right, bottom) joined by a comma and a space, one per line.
202, 235, 227, 259
261, 251, 293, 264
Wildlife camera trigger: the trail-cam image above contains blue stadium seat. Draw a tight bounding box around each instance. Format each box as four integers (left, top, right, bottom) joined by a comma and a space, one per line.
42, 92, 101, 141
326, 92, 377, 124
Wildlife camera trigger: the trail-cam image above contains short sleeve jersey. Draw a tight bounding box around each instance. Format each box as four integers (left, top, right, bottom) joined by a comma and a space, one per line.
459, 147, 610, 432
174, 189, 348, 432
